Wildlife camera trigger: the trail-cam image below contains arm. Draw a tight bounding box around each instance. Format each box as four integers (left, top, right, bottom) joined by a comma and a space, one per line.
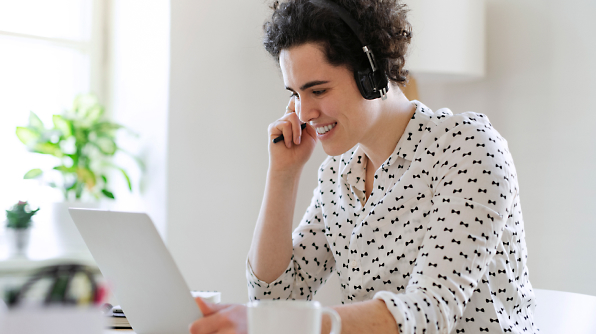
248, 168, 302, 283
247, 97, 317, 283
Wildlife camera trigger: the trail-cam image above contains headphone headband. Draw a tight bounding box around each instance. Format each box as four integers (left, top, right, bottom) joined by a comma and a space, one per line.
309, 0, 388, 100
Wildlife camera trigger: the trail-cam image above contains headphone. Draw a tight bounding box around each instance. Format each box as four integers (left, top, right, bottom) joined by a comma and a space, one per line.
309, 0, 389, 100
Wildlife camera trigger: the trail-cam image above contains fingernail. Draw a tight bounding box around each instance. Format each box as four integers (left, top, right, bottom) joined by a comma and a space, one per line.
298, 136, 301, 144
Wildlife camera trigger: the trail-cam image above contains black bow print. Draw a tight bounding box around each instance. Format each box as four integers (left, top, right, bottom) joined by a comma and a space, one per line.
460, 221, 469, 227
438, 274, 447, 280
445, 227, 454, 232
490, 318, 499, 323
488, 200, 496, 205
435, 245, 445, 249
452, 239, 461, 245
443, 256, 453, 262
383, 280, 391, 284
468, 235, 477, 242
451, 209, 460, 215
460, 252, 468, 258
263, 291, 271, 295
478, 188, 487, 193
475, 217, 483, 224
466, 318, 475, 322
479, 328, 489, 332
487, 153, 494, 158
499, 289, 506, 293
452, 131, 462, 137
432, 282, 442, 289
476, 308, 485, 312
473, 160, 482, 164
429, 262, 438, 267
483, 170, 491, 175
458, 169, 468, 174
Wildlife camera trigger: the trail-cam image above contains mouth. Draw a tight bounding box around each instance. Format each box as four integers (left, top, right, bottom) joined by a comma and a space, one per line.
315, 122, 337, 135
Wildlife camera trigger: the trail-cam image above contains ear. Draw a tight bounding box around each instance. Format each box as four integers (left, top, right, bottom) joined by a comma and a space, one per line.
194, 297, 228, 316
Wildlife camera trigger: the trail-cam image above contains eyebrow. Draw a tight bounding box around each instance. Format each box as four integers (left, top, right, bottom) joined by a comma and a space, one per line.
286, 80, 330, 92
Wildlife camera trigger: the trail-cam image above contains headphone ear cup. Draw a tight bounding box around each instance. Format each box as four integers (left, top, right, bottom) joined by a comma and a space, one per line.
354, 68, 388, 100
354, 68, 376, 100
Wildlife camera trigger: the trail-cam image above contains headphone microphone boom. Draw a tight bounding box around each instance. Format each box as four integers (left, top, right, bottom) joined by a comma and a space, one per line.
309, 0, 389, 100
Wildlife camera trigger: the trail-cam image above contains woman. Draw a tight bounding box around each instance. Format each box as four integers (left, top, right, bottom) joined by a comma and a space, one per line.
190, 0, 538, 333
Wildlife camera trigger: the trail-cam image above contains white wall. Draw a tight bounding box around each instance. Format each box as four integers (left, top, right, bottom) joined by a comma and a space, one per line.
108, 0, 170, 238
415, 0, 596, 296
167, 0, 596, 306
167, 0, 340, 304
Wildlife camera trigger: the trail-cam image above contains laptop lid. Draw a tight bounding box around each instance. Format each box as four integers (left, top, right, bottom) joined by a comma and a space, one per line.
68, 208, 202, 334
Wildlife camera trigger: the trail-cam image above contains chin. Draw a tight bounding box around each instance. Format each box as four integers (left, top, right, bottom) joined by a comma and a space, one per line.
321, 142, 352, 157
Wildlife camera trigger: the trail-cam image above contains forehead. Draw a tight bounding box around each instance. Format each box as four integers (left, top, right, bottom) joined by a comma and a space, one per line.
279, 43, 340, 89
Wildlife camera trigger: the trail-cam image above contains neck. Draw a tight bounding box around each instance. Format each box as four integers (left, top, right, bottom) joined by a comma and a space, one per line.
359, 85, 415, 173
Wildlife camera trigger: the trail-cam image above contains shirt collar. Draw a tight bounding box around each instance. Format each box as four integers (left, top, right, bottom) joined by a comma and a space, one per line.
338, 100, 434, 189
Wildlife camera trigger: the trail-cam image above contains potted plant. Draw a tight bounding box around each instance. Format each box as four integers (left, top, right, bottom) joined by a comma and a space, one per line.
15, 94, 142, 254
5, 201, 39, 256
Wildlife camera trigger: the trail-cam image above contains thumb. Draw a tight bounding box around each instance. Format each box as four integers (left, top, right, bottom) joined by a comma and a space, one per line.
195, 297, 228, 316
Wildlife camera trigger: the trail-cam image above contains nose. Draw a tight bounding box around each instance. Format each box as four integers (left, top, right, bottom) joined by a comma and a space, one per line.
296, 97, 320, 124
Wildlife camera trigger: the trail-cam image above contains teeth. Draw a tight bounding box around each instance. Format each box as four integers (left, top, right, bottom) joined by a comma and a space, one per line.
316, 123, 336, 134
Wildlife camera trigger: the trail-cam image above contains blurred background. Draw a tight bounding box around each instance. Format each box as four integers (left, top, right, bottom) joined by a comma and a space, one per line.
0, 0, 594, 307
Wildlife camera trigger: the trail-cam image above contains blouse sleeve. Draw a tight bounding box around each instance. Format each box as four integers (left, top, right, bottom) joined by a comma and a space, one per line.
247, 160, 336, 301
374, 116, 515, 333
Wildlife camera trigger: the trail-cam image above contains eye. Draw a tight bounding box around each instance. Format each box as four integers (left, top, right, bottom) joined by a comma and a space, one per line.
289, 92, 299, 99
313, 89, 326, 96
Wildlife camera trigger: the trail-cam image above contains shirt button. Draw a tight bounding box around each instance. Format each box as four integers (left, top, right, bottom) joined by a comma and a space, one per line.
351, 260, 358, 268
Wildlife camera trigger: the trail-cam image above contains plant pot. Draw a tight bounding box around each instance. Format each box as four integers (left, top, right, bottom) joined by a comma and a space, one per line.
51, 201, 100, 255
6, 228, 31, 257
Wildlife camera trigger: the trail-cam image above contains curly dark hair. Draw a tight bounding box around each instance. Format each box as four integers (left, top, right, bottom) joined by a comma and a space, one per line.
263, 0, 412, 86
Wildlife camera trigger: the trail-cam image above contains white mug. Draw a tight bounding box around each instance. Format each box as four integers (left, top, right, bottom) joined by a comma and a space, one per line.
247, 300, 341, 334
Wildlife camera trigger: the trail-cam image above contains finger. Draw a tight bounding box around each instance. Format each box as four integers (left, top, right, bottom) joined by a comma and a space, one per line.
287, 112, 302, 145
274, 120, 293, 149
195, 297, 228, 316
189, 310, 232, 334
286, 96, 296, 114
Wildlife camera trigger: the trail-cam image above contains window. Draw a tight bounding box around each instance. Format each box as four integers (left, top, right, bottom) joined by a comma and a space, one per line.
0, 0, 106, 255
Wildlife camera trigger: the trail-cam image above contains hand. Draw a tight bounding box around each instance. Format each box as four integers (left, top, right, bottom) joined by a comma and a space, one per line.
189, 297, 247, 334
268, 96, 317, 174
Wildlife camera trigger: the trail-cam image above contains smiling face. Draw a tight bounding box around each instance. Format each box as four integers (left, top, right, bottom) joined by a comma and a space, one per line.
280, 42, 378, 157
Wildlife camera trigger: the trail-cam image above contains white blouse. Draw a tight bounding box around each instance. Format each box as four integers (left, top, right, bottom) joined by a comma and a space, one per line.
247, 101, 538, 334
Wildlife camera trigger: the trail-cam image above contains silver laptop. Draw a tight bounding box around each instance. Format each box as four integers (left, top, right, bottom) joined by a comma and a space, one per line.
68, 208, 202, 334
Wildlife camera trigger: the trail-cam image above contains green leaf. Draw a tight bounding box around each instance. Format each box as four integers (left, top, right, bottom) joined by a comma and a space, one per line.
28, 111, 45, 132
31, 142, 63, 157
24, 169, 43, 179
76, 167, 96, 189
53, 165, 75, 173
118, 168, 132, 191
53, 115, 72, 137
92, 121, 123, 134
94, 137, 117, 155
86, 105, 104, 123
16, 127, 40, 145
101, 189, 115, 199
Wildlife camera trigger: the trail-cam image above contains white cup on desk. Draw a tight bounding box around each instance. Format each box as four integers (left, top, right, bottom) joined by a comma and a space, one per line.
247, 300, 341, 334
